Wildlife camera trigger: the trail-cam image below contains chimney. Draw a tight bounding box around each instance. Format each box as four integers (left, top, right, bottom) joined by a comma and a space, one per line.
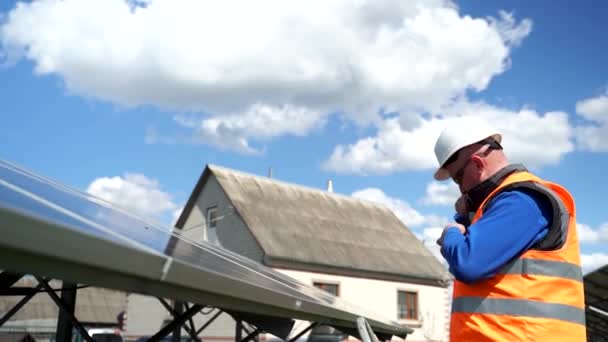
327, 179, 333, 192
268, 167, 273, 178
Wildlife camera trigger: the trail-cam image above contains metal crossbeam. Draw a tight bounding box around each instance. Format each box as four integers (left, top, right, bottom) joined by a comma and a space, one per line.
0, 287, 43, 296
195, 309, 222, 336
183, 302, 198, 338
148, 303, 204, 342
240, 327, 262, 342
0, 272, 23, 288
0, 283, 43, 326
156, 298, 201, 340
288, 323, 319, 342
36, 277, 94, 342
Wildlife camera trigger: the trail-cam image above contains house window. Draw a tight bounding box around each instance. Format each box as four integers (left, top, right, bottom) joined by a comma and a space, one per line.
397, 291, 418, 320
314, 282, 339, 297
206, 206, 221, 246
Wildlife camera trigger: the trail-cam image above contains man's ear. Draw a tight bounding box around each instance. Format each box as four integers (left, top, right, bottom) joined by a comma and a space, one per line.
471, 155, 485, 171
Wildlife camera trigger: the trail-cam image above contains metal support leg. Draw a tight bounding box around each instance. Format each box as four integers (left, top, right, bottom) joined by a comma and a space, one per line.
356, 318, 380, 342
172, 301, 183, 342
36, 277, 94, 342
55, 282, 77, 342
236, 320, 243, 342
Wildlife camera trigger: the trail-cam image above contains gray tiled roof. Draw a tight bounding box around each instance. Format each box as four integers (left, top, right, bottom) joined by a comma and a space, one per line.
179, 165, 450, 287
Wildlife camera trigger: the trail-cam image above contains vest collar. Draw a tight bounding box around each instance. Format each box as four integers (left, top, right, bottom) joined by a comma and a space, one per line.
465, 164, 527, 213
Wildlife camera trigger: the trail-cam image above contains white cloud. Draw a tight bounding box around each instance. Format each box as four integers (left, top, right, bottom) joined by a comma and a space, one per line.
421, 227, 444, 242
421, 227, 445, 263
581, 253, 608, 275
352, 187, 426, 227
576, 93, 608, 123
422, 181, 460, 206
488, 11, 532, 48
173, 104, 326, 154
421, 214, 450, 228
87, 173, 177, 221
577, 223, 599, 243
325, 102, 574, 174
1, 0, 531, 151
172, 206, 184, 226
577, 222, 608, 244
574, 93, 608, 151
324, 117, 443, 174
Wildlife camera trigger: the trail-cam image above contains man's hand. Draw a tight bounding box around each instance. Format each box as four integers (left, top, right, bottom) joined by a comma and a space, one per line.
455, 195, 469, 216
436, 223, 466, 246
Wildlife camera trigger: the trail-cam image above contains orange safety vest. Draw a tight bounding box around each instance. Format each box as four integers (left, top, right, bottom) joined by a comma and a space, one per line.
450, 171, 586, 341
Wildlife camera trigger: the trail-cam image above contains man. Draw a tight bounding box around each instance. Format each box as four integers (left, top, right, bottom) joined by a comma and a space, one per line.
433, 121, 586, 341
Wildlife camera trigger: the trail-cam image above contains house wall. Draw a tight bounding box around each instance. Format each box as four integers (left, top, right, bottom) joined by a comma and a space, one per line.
180, 175, 264, 262
125, 294, 170, 337
276, 269, 449, 342
125, 293, 237, 340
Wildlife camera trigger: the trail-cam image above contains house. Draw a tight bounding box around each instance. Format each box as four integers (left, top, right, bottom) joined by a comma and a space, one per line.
0, 278, 126, 340
165, 164, 451, 342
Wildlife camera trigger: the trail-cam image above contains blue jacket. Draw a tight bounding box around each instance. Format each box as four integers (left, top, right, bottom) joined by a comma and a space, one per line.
440, 188, 552, 283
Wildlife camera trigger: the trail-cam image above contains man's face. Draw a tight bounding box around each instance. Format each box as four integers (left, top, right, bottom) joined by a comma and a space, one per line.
445, 146, 485, 193
447, 155, 474, 193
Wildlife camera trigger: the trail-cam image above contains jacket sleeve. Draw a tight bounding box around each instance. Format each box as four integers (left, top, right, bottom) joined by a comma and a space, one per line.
440, 188, 552, 283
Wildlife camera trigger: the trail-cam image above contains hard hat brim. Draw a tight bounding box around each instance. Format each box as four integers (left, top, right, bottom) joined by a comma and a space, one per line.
433, 167, 451, 181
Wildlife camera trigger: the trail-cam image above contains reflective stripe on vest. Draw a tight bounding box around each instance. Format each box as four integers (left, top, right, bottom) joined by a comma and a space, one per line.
500, 258, 583, 282
451, 257, 586, 327
452, 297, 586, 325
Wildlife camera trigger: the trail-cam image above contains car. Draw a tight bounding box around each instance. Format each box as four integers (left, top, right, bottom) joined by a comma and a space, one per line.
72, 328, 123, 342
306, 325, 347, 342
134, 336, 198, 342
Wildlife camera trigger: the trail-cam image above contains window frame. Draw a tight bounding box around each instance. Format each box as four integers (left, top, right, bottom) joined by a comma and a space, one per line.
207, 206, 219, 229
205, 206, 221, 245
313, 281, 340, 297
397, 290, 419, 321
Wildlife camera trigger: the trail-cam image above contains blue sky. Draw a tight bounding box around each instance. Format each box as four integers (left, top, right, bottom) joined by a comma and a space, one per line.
1, 0, 607, 274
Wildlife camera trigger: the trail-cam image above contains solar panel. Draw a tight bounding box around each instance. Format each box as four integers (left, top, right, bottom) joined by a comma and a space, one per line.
0, 160, 411, 339
584, 265, 608, 342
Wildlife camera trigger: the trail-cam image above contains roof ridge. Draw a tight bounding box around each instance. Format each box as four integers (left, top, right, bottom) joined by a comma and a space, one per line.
207, 164, 392, 211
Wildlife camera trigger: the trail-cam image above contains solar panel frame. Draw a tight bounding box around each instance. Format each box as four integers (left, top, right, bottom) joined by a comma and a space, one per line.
0, 160, 412, 338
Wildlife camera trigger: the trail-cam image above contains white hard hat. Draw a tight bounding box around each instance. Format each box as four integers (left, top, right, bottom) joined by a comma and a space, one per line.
433, 120, 502, 180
